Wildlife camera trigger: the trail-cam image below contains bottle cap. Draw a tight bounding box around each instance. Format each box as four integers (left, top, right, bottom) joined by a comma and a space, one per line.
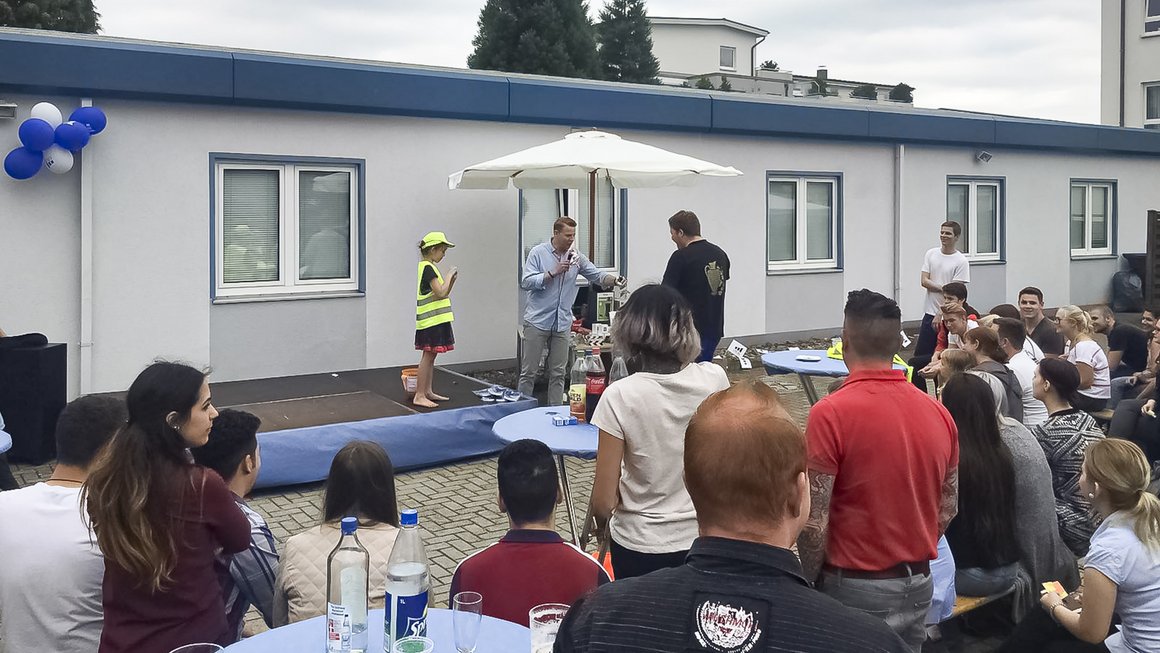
400, 509, 419, 526
341, 516, 358, 535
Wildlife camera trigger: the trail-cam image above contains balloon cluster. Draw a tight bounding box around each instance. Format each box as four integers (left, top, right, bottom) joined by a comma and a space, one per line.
4, 102, 108, 180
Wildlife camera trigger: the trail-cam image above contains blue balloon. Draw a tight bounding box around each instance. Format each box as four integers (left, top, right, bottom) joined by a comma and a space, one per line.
69, 106, 107, 135
17, 118, 55, 152
55, 121, 91, 151
4, 147, 44, 180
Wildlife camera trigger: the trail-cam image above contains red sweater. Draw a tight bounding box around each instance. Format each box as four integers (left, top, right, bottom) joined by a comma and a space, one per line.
98, 467, 250, 653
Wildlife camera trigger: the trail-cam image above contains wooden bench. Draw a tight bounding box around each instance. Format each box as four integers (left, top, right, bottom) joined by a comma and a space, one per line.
949, 585, 1016, 619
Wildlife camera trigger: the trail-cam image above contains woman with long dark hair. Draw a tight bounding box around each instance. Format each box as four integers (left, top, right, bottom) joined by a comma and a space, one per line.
939, 373, 1020, 596
589, 284, 729, 579
273, 440, 400, 625
1032, 358, 1105, 556
999, 439, 1160, 652
84, 362, 250, 652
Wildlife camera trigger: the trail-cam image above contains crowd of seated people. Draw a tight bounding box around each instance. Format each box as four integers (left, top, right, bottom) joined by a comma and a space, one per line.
2, 285, 1160, 653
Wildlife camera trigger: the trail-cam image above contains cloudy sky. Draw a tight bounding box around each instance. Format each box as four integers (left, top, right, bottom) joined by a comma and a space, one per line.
96, 0, 1101, 123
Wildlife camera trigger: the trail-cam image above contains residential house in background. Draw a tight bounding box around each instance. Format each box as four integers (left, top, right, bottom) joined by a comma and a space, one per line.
1101, 0, 1160, 128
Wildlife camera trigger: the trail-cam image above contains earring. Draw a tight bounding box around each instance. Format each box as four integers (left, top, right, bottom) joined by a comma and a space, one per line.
1087, 492, 1095, 499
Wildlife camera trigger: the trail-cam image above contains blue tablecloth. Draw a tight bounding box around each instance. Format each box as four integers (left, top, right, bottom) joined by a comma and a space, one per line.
492, 406, 599, 459
761, 350, 907, 377
223, 608, 529, 652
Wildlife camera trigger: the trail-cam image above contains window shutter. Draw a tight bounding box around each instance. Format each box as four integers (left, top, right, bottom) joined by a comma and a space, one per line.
223, 169, 280, 283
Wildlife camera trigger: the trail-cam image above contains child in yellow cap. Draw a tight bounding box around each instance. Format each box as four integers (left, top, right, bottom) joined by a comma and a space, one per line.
414, 231, 458, 408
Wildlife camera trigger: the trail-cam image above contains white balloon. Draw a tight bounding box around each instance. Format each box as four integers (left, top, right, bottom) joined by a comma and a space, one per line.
30, 102, 63, 128
43, 145, 74, 174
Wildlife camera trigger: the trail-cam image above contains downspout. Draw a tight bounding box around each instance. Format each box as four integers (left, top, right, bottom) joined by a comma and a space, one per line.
750, 34, 767, 77
893, 144, 905, 303
79, 98, 94, 394
1120, 0, 1127, 127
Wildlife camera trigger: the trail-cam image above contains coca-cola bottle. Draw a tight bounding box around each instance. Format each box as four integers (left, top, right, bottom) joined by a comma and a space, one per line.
585, 347, 606, 423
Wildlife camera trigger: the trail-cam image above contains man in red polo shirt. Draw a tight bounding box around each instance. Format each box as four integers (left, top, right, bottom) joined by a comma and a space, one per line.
798, 289, 959, 652
449, 439, 609, 626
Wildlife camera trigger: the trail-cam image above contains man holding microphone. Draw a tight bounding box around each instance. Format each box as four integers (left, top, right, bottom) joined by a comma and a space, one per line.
518, 217, 625, 405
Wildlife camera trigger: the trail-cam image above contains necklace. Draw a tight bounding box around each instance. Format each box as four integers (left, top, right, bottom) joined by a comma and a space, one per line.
46, 477, 84, 485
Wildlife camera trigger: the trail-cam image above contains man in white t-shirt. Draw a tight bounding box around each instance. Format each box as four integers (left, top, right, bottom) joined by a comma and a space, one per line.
0, 395, 126, 653
913, 222, 970, 390
995, 317, 1049, 427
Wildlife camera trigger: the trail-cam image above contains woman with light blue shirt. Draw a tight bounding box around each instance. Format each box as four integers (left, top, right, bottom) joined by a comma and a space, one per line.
998, 438, 1160, 653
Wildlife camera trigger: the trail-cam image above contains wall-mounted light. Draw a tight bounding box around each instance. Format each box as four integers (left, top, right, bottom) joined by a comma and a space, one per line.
975, 150, 993, 163
0, 101, 16, 120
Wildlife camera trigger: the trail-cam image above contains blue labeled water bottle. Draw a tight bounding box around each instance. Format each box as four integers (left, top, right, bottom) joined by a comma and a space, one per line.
384, 509, 429, 651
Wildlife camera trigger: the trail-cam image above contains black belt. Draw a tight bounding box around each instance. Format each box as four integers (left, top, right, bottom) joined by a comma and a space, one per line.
823, 561, 931, 579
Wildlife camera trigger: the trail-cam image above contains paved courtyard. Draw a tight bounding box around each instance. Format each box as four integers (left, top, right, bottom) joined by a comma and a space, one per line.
8, 365, 1001, 651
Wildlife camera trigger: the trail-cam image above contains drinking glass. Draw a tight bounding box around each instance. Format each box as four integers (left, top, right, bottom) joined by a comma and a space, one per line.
529, 603, 569, 653
453, 591, 484, 653
168, 645, 223, 653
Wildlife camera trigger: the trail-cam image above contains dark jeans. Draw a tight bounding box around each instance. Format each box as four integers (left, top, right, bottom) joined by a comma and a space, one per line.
1109, 398, 1160, 463
997, 606, 1110, 653
0, 455, 17, 491
1072, 393, 1108, 413
609, 538, 688, 580
908, 314, 937, 393
697, 335, 721, 364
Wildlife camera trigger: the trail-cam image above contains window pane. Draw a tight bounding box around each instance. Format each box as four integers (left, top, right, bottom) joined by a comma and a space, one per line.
1091, 186, 1108, 249
976, 185, 998, 254
947, 184, 970, 254
1149, 0, 1160, 17
720, 46, 735, 69
223, 169, 279, 283
805, 182, 833, 260
1148, 86, 1160, 120
578, 178, 615, 268
1070, 185, 1087, 250
767, 181, 796, 262
299, 171, 352, 280
520, 189, 562, 261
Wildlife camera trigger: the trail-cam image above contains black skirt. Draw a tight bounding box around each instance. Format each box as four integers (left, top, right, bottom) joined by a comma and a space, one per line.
415, 322, 455, 352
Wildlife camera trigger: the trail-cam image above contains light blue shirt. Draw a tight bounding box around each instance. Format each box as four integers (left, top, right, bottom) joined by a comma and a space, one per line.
521, 242, 614, 332
1085, 513, 1160, 653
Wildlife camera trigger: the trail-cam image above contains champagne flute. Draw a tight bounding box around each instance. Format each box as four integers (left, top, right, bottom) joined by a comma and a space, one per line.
453, 591, 484, 653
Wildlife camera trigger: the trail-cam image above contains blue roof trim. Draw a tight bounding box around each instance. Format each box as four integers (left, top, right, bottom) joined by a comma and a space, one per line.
1, 29, 1159, 156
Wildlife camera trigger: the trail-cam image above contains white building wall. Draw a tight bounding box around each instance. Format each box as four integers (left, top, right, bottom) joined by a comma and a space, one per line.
1102, 0, 1160, 127
650, 24, 759, 78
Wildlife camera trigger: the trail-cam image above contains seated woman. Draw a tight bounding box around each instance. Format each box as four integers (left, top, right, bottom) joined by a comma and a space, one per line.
939, 373, 1020, 597
1031, 358, 1105, 557
1109, 328, 1160, 463
998, 439, 1160, 653
273, 440, 400, 625
935, 348, 974, 395
84, 362, 251, 652
1056, 305, 1112, 413
962, 326, 1023, 423
589, 284, 730, 580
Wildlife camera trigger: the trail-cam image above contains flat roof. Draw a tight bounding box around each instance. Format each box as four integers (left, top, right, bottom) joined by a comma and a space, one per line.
648, 17, 770, 37
0, 28, 1157, 156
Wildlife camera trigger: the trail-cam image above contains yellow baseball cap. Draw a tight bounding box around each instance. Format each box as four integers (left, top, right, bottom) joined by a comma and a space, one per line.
420, 231, 455, 249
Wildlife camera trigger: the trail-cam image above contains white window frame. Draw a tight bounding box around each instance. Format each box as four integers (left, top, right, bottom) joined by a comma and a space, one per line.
214, 161, 361, 300
1145, 83, 1160, 129
1070, 181, 1115, 258
518, 185, 622, 281
946, 179, 1002, 262
766, 176, 839, 272
719, 46, 736, 71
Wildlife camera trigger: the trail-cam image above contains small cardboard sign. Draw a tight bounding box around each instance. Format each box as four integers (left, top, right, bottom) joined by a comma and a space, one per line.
727, 339, 748, 359
739, 356, 752, 369
900, 330, 913, 348
591, 323, 611, 338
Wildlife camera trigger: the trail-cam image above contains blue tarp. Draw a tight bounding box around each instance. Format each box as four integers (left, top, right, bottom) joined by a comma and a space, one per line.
254, 397, 537, 489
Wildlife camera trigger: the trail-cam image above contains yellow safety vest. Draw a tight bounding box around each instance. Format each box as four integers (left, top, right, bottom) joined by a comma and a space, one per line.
826, 341, 913, 382
416, 261, 454, 330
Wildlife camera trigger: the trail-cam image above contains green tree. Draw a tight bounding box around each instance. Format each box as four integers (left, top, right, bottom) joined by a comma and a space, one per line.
694, 75, 713, 90
596, 0, 659, 83
889, 83, 915, 103
851, 84, 878, 100
718, 76, 732, 92
0, 0, 99, 33
468, 0, 600, 79
759, 60, 778, 71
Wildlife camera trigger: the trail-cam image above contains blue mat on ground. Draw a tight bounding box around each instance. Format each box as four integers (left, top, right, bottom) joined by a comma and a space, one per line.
254, 397, 537, 489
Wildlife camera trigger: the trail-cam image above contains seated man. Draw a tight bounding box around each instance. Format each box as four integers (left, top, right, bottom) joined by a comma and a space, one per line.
919, 303, 975, 382
190, 408, 279, 639
1091, 305, 1149, 378
555, 382, 908, 653
910, 283, 977, 391
0, 395, 125, 653
996, 317, 1050, 427
450, 439, 609, 626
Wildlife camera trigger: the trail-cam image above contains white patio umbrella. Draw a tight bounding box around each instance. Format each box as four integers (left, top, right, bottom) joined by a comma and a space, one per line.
448, 129, 742, 190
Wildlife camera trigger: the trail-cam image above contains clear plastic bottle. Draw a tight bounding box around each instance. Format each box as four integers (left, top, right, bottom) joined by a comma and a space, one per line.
608, 354, 629, 385
384, 509, 430, 651
585, 347, 606, 423
327, 517, 369, 653
569, 348, 588, 422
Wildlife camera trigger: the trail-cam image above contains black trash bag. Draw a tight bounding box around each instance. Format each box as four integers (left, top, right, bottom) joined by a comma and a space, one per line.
1112, 270, 1144, 313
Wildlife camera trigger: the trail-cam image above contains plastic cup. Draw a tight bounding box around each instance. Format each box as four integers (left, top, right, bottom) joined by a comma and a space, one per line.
529, 603, 569, 653
394, 636, 435, 653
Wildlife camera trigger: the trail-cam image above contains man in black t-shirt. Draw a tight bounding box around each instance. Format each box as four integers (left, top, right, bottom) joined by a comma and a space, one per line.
662, 210, 730, 362
1092, 305, 1150, 377
1018, 286, 1065, 356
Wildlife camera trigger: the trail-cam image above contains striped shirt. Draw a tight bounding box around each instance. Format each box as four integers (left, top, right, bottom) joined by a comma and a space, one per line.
218, 496, 279, 639
555, 537, 909, 653
1032, 409, 1104, 557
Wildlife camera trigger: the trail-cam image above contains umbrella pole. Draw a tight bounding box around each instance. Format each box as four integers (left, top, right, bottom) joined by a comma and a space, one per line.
588, 171, 597, 261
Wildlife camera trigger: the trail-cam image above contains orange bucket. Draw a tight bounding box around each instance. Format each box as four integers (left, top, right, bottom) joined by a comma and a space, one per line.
401, 368, 419, 395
